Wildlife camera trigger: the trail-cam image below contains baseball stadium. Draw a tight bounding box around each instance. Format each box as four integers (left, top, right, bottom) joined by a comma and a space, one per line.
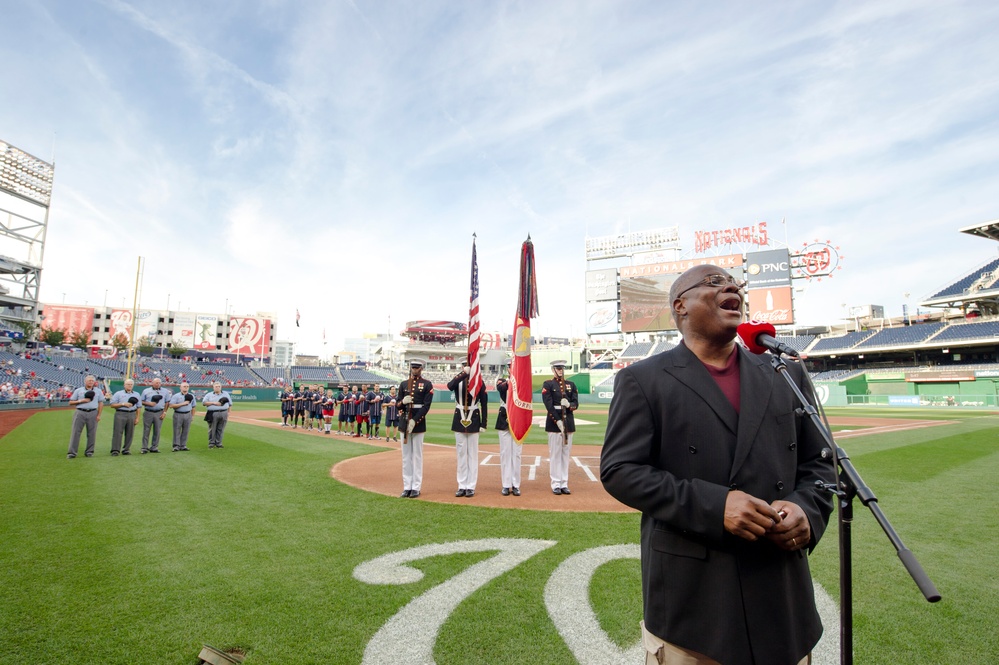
2, 140, 999, 663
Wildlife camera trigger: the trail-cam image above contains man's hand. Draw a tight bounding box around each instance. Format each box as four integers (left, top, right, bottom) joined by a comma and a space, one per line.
402, 395, 413, 405
765, 501, 811, 551
556, 420, 565, 433
407, 419, 416, 433
560, 397, 570, 408
724, 490, 782, 541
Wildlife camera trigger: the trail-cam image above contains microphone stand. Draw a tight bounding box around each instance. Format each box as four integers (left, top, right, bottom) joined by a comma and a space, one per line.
766, 352, 940, 665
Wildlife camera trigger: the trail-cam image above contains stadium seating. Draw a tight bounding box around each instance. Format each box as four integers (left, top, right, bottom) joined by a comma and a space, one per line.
776, 334, 816, 353
854, 322, 946, 348
620, 342, 654, 358
926, 256, 999, 299
932, 320, 999, 343
809, 330, 878, 352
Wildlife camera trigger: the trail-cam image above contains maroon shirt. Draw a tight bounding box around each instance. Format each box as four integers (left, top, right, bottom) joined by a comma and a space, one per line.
702, 345, 740, 414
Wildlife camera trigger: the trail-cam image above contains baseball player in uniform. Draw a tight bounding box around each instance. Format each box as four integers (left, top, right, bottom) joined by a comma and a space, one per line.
448, 365, 488, 498
495, 359, 521, 496
336, 384, 349, 434
109, 378, 141, 456
203, 382, 231, 448
384, 386, 400, 441
398, 360, 434, 498
140, 377, 171, 453
280, 386, 294, 426
168, 382, 195, 451
66, 375, 105, 458
354, 384, 370, 437
369, 386, 384, 439
542, 360, 578, 495
321, 389, 336, 434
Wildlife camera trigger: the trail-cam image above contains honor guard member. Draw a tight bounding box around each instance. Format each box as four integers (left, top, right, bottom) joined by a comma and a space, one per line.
168, 382, 195, 451
398, 359, 434, 498
448, 364, 488, 498
495, 359, 521, 496
542, 360, 578, 495
140, 378, 172, 453
66, 375, 105, 458
109, 378, 141, 456
336, 384, 349, 434
384, 386, 400, 442
203, 382, 232, 448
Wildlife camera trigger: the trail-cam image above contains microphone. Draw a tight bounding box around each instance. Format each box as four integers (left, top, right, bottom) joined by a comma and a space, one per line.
737, 320, 799, 357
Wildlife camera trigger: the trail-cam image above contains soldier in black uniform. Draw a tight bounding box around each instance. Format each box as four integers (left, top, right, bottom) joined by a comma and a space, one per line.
398, 359, 434, 498
495, 358, 521, 496
542, 359, 578, 495
447, 364, 488, 498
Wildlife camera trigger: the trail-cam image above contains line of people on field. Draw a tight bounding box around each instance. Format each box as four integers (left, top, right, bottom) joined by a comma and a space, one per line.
66, 377, 233, 458
398, 358, 578, 499
278, 383, 401, 440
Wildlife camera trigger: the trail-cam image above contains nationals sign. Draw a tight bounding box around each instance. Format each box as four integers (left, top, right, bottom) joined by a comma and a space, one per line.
792, 241, 844, 281
227, 317, 271, 356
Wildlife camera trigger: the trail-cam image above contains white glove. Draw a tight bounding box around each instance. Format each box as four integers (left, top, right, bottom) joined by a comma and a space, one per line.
407, 419, 416, 433
556, 420, 565, 433
560, 398, 570, 408
402, 395, 413, 405
462, 365, 470, 374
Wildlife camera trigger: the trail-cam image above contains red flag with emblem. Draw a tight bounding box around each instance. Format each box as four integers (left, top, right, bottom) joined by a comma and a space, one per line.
508, 236, 538, 442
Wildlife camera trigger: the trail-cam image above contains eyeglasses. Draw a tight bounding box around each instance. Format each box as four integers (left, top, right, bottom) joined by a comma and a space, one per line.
675, 274, 747, 299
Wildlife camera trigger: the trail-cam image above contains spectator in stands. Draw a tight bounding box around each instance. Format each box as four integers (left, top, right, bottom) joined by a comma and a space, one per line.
600, 264, 835, 665
448, 365, 488, 498
140, 378, 172, 454
168, 382, 195, 451
398, 360, 433, 498
202, 382, 232, 449
108, 378, 141, 456
66, 375, 105, 459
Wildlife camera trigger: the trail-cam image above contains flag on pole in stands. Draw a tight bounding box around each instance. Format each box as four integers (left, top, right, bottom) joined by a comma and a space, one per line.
296, 309, 301, 327
467, 236, 483, 400
508, 236, 538, 443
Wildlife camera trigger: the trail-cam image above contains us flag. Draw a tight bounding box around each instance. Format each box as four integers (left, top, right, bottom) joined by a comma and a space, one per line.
467, 237, 483, 400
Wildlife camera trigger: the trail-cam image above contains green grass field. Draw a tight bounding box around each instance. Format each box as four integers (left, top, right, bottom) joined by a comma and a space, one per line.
1, 404, 997, 664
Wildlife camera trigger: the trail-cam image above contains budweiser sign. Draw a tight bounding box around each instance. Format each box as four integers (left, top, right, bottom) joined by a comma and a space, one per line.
694, 222, 769, 253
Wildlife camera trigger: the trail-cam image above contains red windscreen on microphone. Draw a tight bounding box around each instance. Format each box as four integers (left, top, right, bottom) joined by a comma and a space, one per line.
737, 320, 777, 355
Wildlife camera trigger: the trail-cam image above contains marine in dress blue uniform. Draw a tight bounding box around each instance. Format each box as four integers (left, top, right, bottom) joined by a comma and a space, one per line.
495, 358, 522, 496
542, 360, 577, 495
447, 366, 488, 498
398, 360, 433, 498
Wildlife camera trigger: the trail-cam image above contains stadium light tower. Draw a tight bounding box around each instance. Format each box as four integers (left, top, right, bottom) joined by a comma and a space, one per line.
0, 140, 54, 337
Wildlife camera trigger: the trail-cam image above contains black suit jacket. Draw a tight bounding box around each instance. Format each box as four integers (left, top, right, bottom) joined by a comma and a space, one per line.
600, 343, 834, 665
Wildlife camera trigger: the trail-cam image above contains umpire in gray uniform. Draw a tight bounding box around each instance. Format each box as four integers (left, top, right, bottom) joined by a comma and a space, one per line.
203, 382, 231, 448
140, 377, 171, 453
168, 381, 195, 451
66, 375, 105, 458
109, 378, 141, 456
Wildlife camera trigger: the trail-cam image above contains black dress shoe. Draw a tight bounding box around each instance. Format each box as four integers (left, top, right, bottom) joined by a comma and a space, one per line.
400, 490, 412, 498
409, 490, 420, 498
150, 449, 159, 453
552, 488, 561, 495
560, 487, 571, 495
111, 451, 119, 456
455, 489, 467, 497
501, 487, 510, 496
512, 487, 521, 496
465, 489, 475, 498
141, 450, 149, 454
121, 451, 131, 455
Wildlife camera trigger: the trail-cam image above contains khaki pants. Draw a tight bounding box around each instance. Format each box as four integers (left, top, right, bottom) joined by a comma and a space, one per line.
641, 622, 810, 665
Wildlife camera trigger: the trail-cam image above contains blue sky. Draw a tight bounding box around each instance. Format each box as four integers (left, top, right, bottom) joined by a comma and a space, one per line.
2, 0, 998, 355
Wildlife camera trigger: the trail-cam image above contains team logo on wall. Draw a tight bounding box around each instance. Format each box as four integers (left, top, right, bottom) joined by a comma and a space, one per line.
228, 317, 270, 355
792, 241, 844, 281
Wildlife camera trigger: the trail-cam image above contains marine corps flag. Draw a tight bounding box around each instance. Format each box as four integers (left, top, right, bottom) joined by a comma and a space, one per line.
508, 236, 538, 442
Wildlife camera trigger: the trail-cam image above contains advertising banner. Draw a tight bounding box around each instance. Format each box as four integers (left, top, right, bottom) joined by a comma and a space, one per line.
108, 309, 158, 344
227, 317, 271, 356
585, 268, 619, 301
746, 286, 794, 325
41, 305, 94, 337
585, 301, 619, 335
172, 312, 196, 349
746, 249, 791, 290
194, 315, 218, 350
